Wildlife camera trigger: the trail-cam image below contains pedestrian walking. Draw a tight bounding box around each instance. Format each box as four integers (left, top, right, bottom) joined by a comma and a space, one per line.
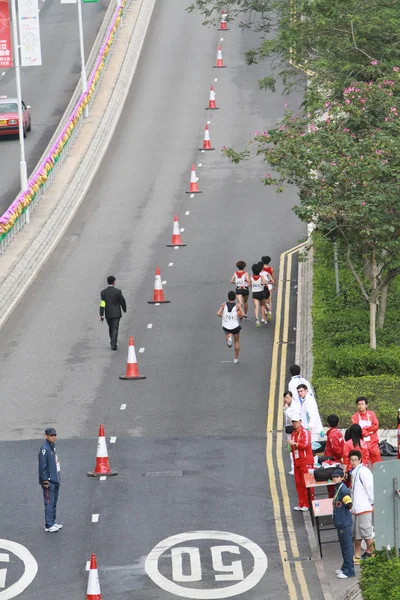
217, 290, 244, 364
331, 467, 355, 579
38, 428, 62, 533
287, 413, 314, 511
230, 261, 250, 317
99, 275, 127, 350
349, 450, 374, 563
351, 397, 382, 466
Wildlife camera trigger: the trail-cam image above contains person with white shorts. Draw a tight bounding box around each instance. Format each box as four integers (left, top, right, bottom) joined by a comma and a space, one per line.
217, 291, 244, 364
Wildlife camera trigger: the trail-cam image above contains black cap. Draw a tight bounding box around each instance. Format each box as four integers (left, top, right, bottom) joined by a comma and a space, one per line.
45, 427, 57, 436
331, 467, 344, 477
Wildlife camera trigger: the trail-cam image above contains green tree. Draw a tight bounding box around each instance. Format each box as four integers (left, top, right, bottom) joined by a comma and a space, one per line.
224, 74, 400, 348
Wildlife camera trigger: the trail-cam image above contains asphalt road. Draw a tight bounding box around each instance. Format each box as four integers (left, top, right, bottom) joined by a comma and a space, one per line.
0, 1, 323, 598
0, 0, 110, 215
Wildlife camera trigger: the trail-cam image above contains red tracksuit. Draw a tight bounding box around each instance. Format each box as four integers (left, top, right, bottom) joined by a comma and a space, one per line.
291, 426, 314, 508
325, 428, 344, 461
351, 410, 382, 464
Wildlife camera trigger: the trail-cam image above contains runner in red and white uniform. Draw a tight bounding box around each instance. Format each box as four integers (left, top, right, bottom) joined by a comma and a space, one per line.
250, 263, 268, 327
261, 255, 276, 321
217, 290, 244, 363
230, 260, 250, 318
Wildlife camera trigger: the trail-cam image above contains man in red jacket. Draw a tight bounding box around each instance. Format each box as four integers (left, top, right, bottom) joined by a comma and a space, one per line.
351, 397, 382, 465
326, 414, 344, 461
287, 414, 314, 511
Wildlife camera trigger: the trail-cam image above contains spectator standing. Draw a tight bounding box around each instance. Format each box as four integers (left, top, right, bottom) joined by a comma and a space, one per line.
343, 424, 370, 473
288, 364, 315, 402
349, 450, 374, 562
99, 275, 127, 351
38, 428, 62, 533
297, 384, 324, 442
325, 414, 345, 461
351, 397, 382, 466
283, 391, 301, 475
331, 467, 355, 579
287, 414, 314, 511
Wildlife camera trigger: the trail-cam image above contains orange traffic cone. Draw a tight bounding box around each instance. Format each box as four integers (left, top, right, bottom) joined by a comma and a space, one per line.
87, 425, 118, 477
186, 165, 202, 193
205, 86, 219, 110
148, 267, 170, 304
86, 554, 102, 600
218, 10, 229, 30
199, 124, 215, 151
119, 336, 146, 380
214, 45, 226, 68
167, 214, 187, 247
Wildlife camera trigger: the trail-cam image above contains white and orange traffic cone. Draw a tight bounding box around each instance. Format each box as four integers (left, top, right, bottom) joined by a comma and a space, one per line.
214, 45, 226, 68
167, 214, 187, 247
199, 124, 215, 151
218, 10, 229, 30
186, 164, 202, 193
119, 336, 146, 380
148, 267, 170, 304
205, 86, 219, 110
86, 554, 102, 600
87, 425, 117, 477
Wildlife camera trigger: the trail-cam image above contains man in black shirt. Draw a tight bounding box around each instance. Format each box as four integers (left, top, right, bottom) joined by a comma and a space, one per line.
99, 275, 127, 350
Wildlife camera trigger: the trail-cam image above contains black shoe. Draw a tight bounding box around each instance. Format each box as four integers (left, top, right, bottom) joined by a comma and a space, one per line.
111, 346, 117, 351
361, 552, 372, 559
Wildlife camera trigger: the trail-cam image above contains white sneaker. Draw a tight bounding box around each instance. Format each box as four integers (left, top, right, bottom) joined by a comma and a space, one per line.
300, 506, 310, 512
293, 506, 302, 511
267, 311, 272, 321
233, 359, 239, 364
54, 523, 63, 530
261, 318, 266, 324
255, 320, 261, 327
227, 335, 233, 348
45, 525, 59, 532
335, 569, 343, 575
244, 314, 248, 319
337, 572, 348, 579
288, 470, 294, 475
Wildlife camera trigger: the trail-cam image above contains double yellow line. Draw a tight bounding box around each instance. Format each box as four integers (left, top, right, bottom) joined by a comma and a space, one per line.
266, 242, 310, 600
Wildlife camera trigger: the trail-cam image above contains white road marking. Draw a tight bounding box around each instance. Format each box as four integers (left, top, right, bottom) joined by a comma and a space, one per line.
86, 561, 90, 571
120, 404, 126, 410
207, 120, 211, 125
168, 262, 174, 266
92, 514, 99, 523
139, 347, 145, 353
110, 436, 117, 443
155, 303, 160, 306
201, 150, 205, 153
147, 323, 153, 329
174, 246, 179, 250
185, 211, 190, 216
198, 163, 202, 167
144, 531, 268, 599
180, 228, 185, 232
214, 78, 218, 82
99, 476, 107, 481
1, 72, 5, 76
0, 539, 38, 597
220, 37, 224, 41
190, 194, 194, 198
221, 361, 232, 363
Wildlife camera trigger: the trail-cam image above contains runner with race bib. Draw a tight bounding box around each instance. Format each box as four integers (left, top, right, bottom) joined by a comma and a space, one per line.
217, 290, 244, 364
230, 260, 250, 318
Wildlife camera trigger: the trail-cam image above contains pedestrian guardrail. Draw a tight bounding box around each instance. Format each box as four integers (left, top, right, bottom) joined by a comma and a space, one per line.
0, 0, 127, 255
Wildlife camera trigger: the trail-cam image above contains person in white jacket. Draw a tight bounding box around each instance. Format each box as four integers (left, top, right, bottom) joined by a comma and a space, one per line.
288, 364, 315, 402
283, 391, 301, 475
296, 384, 324, 443
349, 450, 374, 561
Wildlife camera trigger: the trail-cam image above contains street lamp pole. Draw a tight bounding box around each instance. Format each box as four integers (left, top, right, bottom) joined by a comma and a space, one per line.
77, 0, 89, 117
10, 0, 29, 213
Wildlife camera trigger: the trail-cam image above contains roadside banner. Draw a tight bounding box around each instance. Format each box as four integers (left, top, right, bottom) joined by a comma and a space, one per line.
18, 0, 42, 66
0, 0, 12, 68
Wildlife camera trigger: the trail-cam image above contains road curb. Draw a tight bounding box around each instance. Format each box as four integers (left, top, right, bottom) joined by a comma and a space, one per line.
0, 0, 156, 331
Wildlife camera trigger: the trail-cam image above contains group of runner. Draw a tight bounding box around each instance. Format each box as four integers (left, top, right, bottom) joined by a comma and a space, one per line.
217, 256, 276, 363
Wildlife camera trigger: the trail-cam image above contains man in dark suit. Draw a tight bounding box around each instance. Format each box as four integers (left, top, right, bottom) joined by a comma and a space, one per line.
99, 275, 127, 350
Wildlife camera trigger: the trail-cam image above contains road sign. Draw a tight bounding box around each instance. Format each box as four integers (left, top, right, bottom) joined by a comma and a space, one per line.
0, 539, 38, 599
145, 530, 268, 599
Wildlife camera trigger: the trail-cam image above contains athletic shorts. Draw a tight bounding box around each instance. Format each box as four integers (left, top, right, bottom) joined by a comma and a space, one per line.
353, 512, 373, 540
264, 287, 270, 300
223, 326, 241, 335
235, 288, 249, 297
252, 291, 265, 301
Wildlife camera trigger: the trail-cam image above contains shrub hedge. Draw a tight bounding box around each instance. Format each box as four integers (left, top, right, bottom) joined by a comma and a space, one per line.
359, 550, 400, 600
311, 236, 400, 429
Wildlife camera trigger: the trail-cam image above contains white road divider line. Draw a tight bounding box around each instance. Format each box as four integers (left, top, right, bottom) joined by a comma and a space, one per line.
185, 211, 190, 216
110, 436, 117, 443
147, 323, 153, 329
120, 404, 127, 410
190, 194, 194, 198
86, 561, 90, 571
180, 228, 185, 232
139, 347, 145, 353
99, 476, 107, 481
198, 163, 202, 166
168, 262, 173, 266
92, 514, 99, 523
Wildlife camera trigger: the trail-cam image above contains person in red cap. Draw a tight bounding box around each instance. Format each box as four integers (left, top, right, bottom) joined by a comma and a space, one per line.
38, 428, 62, 532
351, 397, 382, 466
287, 414, 314, 511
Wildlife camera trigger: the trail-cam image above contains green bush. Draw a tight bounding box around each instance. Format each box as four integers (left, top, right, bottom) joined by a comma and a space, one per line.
313, 375, 400, 429
325, 345, 400, 377
359, 549, 400, 600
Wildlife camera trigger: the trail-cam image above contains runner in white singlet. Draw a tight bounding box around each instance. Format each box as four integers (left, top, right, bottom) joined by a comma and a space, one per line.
217, 290, 244, 363
261, 255, 276, 321
250, 263, 268, 327
230, 260, 250, 317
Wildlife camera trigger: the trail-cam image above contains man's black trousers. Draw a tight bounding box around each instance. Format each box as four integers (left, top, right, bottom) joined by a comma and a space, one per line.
106, 317, 120, 349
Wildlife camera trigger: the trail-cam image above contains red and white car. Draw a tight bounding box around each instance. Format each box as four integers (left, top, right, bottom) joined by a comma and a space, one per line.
0, 96, 31, 137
